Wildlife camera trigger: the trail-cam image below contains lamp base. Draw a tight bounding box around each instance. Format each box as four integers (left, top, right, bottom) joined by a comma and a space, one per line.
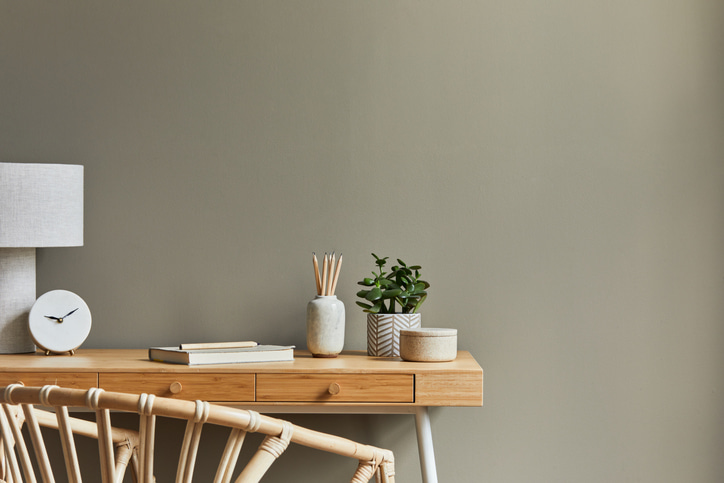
0, 248, 36, 353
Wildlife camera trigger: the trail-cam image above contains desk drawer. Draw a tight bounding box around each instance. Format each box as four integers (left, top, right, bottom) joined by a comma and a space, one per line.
99, 373, 255, 401
257, 374, 414, 403
0, 372, 97, 389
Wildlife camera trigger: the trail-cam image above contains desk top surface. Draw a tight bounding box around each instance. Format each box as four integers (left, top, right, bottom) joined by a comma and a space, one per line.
0, 350, 483, 407
0, 349, 483, 375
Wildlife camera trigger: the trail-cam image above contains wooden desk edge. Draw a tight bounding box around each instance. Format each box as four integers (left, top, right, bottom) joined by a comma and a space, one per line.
0, 349, 482, 373
0, 349, 483, 408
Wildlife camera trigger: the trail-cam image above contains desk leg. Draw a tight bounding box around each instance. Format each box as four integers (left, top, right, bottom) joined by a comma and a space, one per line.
415, 406, 438, 483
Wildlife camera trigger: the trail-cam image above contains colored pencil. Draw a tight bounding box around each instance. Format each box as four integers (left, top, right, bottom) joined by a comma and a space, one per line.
313, 253, 322, 295
330, 254, 343, 296
321, 252, 329, 296
327, 252, 336, 295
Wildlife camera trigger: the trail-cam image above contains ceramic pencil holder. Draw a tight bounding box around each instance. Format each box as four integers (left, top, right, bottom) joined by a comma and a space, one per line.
306, 295, 345, 358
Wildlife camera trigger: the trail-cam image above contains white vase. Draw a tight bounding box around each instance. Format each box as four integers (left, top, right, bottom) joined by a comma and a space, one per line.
367, 313, 422, 357
306, 295, 345, 358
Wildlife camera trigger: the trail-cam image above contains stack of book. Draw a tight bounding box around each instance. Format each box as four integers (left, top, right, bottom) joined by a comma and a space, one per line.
148, 341, 294, 365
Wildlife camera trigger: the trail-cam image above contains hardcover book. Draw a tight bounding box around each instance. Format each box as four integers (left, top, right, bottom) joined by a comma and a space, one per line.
148, 344, 294, 365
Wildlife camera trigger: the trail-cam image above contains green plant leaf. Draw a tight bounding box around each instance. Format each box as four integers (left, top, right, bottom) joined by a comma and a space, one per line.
365, 287, 382, 302
374, 254, 388, 268
412, 293, 428, 312
382, 288, 402, 298
378, 279, 396, 288
413, 282, 427, 293
396, 273, 412, 287
358, 253, 427, 315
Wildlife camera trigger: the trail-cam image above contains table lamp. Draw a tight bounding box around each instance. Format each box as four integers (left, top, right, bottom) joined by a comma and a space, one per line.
0, 162, 84, 353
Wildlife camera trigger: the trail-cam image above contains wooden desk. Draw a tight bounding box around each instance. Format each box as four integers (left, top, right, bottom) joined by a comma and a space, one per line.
0, 349, 483, 483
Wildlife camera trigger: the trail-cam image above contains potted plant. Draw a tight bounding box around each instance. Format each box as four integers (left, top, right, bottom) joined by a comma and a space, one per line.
356, 253, 430, 357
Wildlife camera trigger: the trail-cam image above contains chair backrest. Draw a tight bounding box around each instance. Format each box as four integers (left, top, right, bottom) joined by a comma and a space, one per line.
0, 401, 139, 483
0, 384, 395, 483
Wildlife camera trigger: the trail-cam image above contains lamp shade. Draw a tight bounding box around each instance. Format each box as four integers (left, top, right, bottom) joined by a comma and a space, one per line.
0, 163, 83, 247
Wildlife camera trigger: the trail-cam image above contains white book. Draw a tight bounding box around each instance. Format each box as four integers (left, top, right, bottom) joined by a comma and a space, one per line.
148, 344, 294, 365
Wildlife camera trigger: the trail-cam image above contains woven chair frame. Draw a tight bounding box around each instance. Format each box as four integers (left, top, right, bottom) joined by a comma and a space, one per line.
0, 384, 395, 483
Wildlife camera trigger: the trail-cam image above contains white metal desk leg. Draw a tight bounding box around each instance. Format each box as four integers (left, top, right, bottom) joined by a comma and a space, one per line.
415, 406, 438, 483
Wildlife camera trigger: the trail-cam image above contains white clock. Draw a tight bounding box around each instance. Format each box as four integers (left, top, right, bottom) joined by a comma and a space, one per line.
29, 290, 92, 355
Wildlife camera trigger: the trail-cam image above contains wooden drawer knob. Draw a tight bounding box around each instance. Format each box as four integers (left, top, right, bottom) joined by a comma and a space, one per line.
169, 381, 183, 394
328, 382, 341, 395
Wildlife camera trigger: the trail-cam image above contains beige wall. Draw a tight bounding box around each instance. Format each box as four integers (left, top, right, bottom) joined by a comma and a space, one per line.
3, 1, 724, 481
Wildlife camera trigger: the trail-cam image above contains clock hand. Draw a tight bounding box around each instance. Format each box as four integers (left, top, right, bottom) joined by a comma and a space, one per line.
62, 308, 79, 319
44, 308, 79, 323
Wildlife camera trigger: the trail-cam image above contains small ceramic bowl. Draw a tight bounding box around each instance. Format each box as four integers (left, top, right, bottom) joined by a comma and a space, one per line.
399, 328, 457, 362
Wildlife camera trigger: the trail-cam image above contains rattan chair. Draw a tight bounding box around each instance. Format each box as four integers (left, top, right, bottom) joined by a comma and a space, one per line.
0, 384, 395, 483
0, 398, 139, 483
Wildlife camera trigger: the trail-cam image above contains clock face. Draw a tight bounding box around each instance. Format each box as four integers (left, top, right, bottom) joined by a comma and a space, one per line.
29, 290, 92, 354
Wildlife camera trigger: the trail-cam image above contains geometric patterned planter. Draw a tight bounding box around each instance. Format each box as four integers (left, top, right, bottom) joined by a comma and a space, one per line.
367, 313, 422, 357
